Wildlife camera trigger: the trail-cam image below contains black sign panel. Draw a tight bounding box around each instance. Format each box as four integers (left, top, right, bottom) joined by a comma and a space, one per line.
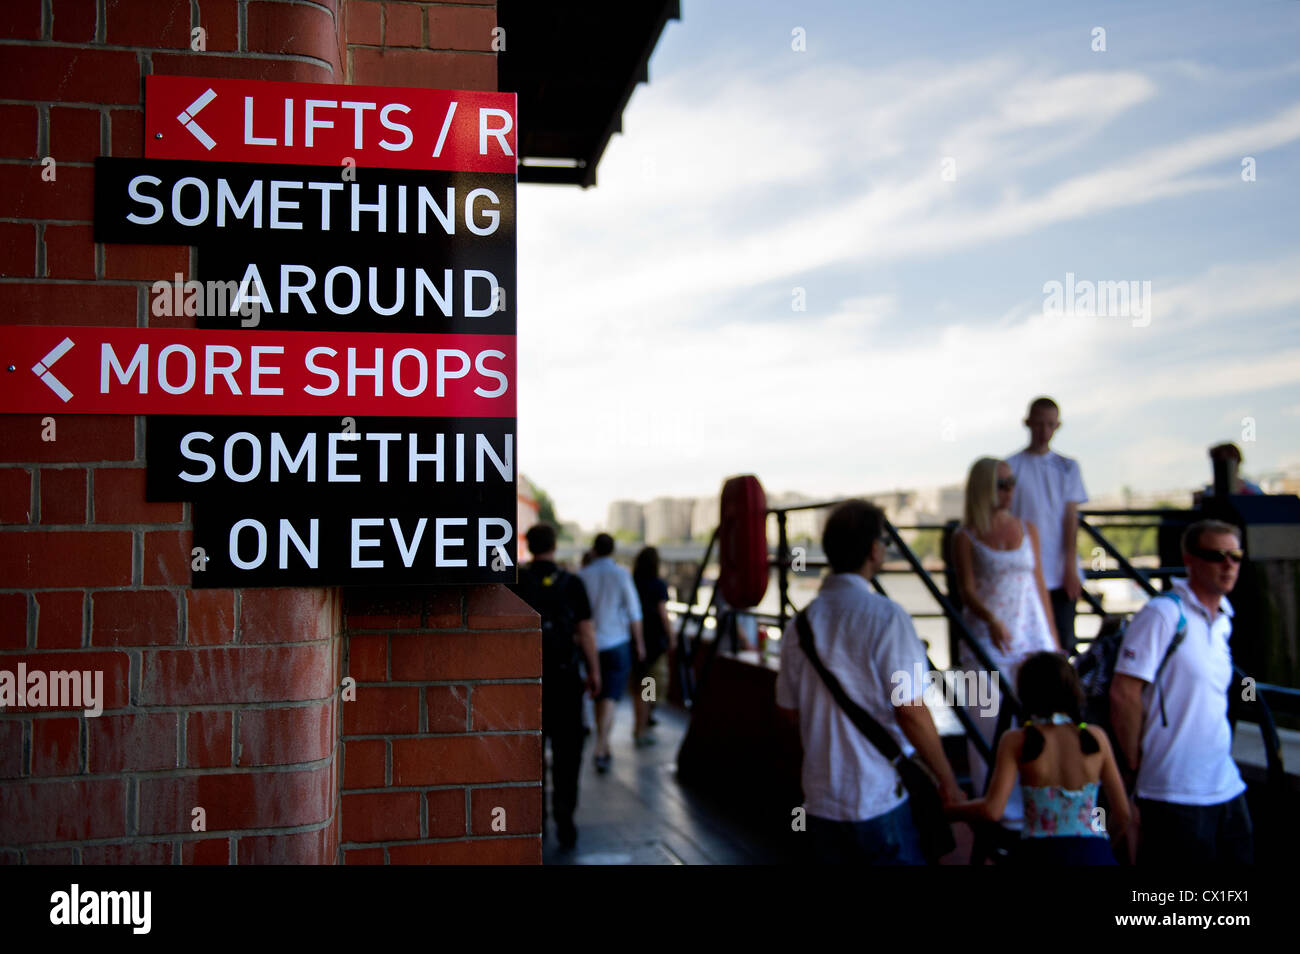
192, 246, 515, 334
94, 158, 515, 250
146, 416, 514, 504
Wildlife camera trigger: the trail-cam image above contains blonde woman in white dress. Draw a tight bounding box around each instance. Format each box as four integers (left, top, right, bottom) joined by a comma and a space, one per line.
951, 457, 1061, 830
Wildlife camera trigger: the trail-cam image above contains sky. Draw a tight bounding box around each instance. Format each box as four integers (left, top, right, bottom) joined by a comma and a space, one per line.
514, 0, 1300, 531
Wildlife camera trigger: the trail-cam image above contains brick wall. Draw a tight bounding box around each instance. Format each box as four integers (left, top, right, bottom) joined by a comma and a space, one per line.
1, 0, 538, 865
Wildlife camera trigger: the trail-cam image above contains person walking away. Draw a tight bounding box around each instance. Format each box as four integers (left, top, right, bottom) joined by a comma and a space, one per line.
632, 546, 675, 746
1006, 397, 1089, 653
579, 533, 644, 773
511, 523, 599, 848
1109, 519, 1252, 864
777, 500, 964, 864
948, 651, 1128, 864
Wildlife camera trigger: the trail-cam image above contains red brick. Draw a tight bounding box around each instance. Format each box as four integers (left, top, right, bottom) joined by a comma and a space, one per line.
106, 0, 191, 48
342, 685, 419, 735
34, 590, 84, 648
0, 164, 95, 222
238, 701, 333, 766
88, 712, 178, 772
350, 48, 495, 92
52, 0, 99, 43
143, 529, 192, 585
153, 52, 333, 84
38, 467, 87, 524
102, 243, 190, 282
425, 588, 461, 627
471, 786, 542, 835
2, 47, 140, 104
426, 786, 465, 837
93, 467, 184, 524
392, 734, 541, 786
237, 826, 333, 864
140, 643, 334, 705
240, 588, 337, 643
182, 837, 229, 864
341, 790, 419, 842
384, 2, 423, 47
427, 4, 496, 52
0, 222, 37, 277
49, 106, 102, 163
472, 682, 541, 731
387, 837, 539, 865
346, 633, 387, 681
0, 779, 127, 843
0, 106, 39, 159
247, 0, 340, 64
347, 0, 382, 45
31, 717, 81, 776
345, 593, 422, 630
24, 846, 77, 863
344, 847, 384, 864
0, 284, 137, 327
343, 738, 385, 789
0, 531, 133, 588
186, 709, 233, 767
91, 589, 180, 646
186, 589, 235, 645
0, 468, 33, 523
467, 584, 536, 629
0, 721, 22, 777
426, 684, 468, 732
0, 415, 134, 464
109, 108, 144, 157
390, 631, 539, 680
0, 594, 27, 650
137, 764, 333, 834
0, 2, 42, 39
197, 0, 240, 52
83, 842, 173, 864
0, 651, 131, 712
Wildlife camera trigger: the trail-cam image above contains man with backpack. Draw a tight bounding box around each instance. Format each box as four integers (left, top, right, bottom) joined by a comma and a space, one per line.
1109, 518, 1252, 864
513, 523, 599, 848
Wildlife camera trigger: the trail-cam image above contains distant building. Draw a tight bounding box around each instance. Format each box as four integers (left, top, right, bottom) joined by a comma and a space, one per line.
691, 495, 720, 540
645, 497, 695, 545
606, 500, 645, 538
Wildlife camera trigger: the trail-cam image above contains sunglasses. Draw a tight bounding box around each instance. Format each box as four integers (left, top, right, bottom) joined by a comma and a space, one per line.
996, 478, 1016, 490
1189, 545, 1243, 564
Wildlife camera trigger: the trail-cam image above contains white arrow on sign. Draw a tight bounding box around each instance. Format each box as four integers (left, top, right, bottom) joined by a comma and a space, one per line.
177, 88, 218, 150
32, 336, 74, 402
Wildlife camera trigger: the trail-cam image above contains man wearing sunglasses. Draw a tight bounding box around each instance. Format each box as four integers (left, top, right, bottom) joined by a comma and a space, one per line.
1110, 519, 1252, 864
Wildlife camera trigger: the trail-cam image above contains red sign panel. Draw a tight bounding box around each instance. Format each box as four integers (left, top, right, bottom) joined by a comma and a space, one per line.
0, 325, 514, 417
145, 75, 517, 173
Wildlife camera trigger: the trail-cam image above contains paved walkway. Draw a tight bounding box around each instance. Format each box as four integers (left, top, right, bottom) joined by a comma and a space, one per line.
542, 700, 794, 865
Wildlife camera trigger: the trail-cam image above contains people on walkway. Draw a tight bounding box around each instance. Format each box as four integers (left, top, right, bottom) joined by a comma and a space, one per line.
948, 651, 1128, 864
512, 523, 599, 848
1006, 397, 1089, 653
632, 546, 675, 747
578, 533, 644, 773
777, 500, 964, 864
951, 456, 1061, 829
1109, 518, 1253, 864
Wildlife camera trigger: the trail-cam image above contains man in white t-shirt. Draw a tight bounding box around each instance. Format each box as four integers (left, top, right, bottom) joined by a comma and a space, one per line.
1006, 396, 1088, 652
776, 500, 964, 864
1110, 519, 1252, 864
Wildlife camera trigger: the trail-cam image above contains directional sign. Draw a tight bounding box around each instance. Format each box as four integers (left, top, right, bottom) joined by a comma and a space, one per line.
145, 76, 517, 173
0, 325, 514, 417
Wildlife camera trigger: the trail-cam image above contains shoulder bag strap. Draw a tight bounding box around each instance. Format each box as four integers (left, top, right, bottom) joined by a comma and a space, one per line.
795, 610, 902, 763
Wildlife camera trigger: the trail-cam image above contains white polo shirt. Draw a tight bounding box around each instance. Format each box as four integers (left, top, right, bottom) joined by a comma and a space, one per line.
1006, 449, 1088, 590
1113, 578, 1245, 806
776, 574, 928, 822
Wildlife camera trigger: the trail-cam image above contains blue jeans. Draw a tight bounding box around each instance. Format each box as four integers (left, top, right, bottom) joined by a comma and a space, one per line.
806, 801, 925, 865
596, 642, 632, 702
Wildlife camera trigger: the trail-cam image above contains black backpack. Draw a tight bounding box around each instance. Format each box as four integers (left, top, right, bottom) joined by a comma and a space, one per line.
518, 565, 580, 672
1074, 591, 1187, 735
